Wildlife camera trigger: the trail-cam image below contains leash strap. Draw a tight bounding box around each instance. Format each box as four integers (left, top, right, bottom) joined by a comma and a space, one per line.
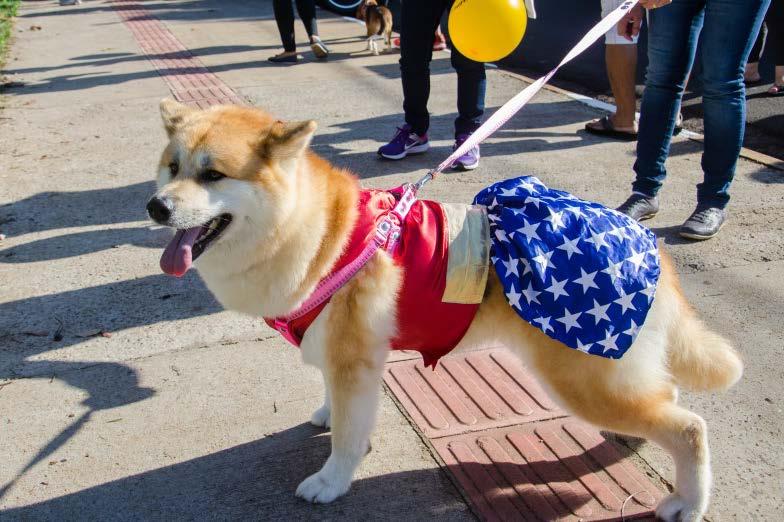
416, 0, 639, 190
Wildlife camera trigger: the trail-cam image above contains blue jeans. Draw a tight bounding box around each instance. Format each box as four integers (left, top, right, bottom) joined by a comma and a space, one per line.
400, 0, 486, 138
633, 0, 769, 208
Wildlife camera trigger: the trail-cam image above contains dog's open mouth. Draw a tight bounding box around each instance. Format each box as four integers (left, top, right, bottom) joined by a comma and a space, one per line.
160, 214, 232, 277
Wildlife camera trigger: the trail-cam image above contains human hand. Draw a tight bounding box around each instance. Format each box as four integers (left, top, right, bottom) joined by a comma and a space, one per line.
617, 4, 644, 41
638, 0, 672, 8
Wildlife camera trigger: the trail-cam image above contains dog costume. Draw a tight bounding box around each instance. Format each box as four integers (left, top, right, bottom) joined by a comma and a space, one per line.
267, 176, 660, 366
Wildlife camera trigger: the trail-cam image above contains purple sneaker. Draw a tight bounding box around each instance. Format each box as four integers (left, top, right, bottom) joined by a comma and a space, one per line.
378, 124, 429, 160
451, 133, 480, 170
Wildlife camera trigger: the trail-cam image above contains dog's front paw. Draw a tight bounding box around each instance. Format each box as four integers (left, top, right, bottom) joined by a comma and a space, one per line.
310, 405, 331, 428
295, 469, 350, 504
655, 493, 705, 522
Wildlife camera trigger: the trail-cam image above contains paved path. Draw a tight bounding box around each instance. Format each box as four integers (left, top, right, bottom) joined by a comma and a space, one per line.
1, 1, 783, 520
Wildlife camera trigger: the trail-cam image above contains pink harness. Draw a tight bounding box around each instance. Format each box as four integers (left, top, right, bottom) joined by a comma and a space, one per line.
267, 185, 417, 347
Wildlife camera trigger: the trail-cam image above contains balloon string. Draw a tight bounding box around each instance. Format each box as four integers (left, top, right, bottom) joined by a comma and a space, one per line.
415, 0, 639, 191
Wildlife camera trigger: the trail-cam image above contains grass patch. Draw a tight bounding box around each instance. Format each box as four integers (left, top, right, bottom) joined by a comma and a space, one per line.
1, 0, 21, 65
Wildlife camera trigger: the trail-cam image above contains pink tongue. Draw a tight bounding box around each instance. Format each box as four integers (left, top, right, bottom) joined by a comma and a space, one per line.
160, 227, 203, 277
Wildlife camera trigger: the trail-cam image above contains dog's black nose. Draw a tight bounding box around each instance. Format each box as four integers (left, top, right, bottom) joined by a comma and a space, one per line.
147, 196, 173, 224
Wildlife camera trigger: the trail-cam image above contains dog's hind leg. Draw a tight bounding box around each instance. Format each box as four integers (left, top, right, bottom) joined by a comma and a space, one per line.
296, 255, 398, 504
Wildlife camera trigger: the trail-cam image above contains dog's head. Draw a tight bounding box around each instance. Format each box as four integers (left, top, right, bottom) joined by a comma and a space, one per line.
364, 0, 379, 6
148, 99, 316, 277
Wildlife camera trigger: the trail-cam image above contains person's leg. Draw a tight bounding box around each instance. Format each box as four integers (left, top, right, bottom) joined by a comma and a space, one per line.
766, 0, 784, 91
294, 0, 318, 40
451, 42, 487, 137
606, 45, 638, 129
295, 0, 329, 58
696, 0, 769, 208
400, 0, 447, 135
632, 0, 705, 199
272, 0, 297, 53
590, 0, 639, 133
744, 21, 766, 82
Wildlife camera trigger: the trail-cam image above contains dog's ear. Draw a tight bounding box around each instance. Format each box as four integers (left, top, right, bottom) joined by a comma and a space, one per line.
263, 120, 318, 160
159, 98, 194, 136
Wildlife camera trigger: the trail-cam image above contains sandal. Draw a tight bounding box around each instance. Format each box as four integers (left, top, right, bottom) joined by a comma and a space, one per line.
268, 52, 301, 64
584, 115, 637, 141
767, 84, 784, 96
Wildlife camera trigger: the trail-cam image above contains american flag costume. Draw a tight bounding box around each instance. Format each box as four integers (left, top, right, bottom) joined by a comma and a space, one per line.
473, 176, 660, 359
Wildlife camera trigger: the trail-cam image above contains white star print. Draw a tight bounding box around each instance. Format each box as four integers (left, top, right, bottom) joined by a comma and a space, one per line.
499, 187, 519, 197
495, 229, 509, 243
586, 229, 609, 251
623, 319, 641, 338
544, 207, 566, 231
586, 299, 611, 324
607, 226, 628, 241
517, 178, 540, 193
572, 268, 600, 293
532, 248, 555, 277
596, 330, 620, 354
575, 339, 592, 353
515, 218, 541, 242
502, 255, 519, 277
506, 284, 522, 310
625, 250, 647, 272
556, 236, 583, 259
487, 213, 502, 222
522, 281, 541, 305
489, 197, 500, 209
556, 308, 582, 333
533, 316, 554, 333
639, 283, 656, 301
525, 195, 544, 209
602, 259, 625, 284
520, 257, 533, 277
614, 289, 638, 314
544, 276, 569, 300
562, 205, 583, 217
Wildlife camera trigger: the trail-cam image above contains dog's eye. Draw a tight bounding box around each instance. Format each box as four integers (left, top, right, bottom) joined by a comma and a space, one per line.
168, 162, 179, 177
202, 169, 225, 182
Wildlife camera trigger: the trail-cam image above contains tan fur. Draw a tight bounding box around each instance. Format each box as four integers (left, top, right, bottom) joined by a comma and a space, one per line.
152, 102, 742, 520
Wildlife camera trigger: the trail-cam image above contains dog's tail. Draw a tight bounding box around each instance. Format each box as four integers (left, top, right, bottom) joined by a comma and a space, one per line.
663, 255, 743, 392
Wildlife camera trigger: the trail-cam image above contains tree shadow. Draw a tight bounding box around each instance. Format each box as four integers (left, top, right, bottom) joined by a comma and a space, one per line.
0, 181, 154, 236
0, 226, 167, 263
0, 422, 657, 521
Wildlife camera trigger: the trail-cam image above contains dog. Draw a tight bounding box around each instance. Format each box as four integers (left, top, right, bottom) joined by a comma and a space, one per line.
358, 0, 392, 55
148, 100, 743, 522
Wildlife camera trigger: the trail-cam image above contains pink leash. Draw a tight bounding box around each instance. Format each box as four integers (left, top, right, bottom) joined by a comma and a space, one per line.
270, 0, 638, 343
270, 185, 417, 345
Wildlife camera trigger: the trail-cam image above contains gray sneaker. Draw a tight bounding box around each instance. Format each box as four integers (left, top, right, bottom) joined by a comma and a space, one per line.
679, 205, 726, 240
616, 194, 659, 221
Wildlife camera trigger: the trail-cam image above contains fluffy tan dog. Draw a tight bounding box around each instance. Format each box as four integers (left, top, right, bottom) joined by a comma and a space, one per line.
148, 100, 743, 522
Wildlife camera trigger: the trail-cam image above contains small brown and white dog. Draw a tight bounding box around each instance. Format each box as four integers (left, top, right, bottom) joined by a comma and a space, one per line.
357, 0, 392, 55
148, 100, 742, 522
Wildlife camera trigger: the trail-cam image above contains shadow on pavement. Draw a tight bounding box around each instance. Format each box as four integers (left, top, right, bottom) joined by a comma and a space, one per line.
0, 420, 641, 521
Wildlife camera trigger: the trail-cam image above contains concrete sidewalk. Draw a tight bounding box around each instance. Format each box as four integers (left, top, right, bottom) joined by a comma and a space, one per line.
1, 1, 783, 520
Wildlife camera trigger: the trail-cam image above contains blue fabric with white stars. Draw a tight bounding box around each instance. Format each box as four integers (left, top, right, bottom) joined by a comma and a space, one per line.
472, 176, 660, 359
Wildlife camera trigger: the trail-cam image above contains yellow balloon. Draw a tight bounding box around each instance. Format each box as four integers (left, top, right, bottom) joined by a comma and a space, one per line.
448, 0, 528, 63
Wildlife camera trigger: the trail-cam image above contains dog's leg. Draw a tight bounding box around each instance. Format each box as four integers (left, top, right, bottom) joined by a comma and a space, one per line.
295, 348, 384, 503
366, 36, 372, 51
643, 405, 711, 522
371, 36, 380, 55
296, 255, 398, 503
310, 369, 332, 429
